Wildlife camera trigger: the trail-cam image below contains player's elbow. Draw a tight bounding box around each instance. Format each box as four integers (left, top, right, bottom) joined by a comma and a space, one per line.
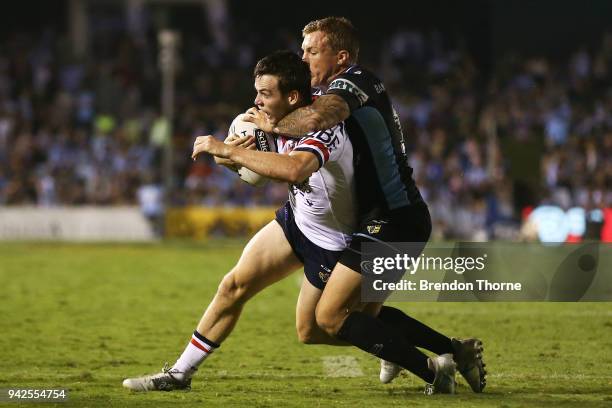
271, 163, 302, 183
282, 153, 317, 183
285, 164, 310, 184
285, 170, 304, 185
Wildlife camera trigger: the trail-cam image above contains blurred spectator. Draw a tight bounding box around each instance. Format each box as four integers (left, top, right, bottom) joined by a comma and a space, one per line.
0, 13, 610, 241
137, 174, 163, 236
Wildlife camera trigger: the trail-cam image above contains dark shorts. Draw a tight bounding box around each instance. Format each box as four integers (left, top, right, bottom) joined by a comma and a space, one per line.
339, 201, 432, 273
275, 202, 344, 290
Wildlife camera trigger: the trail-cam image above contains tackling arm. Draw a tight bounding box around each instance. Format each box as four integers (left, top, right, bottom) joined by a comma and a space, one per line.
275, 94, 350, 137
244, 94, 350, 138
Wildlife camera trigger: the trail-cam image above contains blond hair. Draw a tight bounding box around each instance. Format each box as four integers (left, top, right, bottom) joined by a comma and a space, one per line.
302, 17, 359, 63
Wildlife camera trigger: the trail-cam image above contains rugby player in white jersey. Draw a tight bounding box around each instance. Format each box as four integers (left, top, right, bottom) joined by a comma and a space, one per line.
123, 50, 364, 391
244, 17, 486, 395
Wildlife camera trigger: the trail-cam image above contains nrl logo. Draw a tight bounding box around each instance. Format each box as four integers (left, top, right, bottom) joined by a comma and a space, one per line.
367, 225, 382, 234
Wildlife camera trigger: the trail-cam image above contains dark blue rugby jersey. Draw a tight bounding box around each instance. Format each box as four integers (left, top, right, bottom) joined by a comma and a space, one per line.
326, 65, 423, 220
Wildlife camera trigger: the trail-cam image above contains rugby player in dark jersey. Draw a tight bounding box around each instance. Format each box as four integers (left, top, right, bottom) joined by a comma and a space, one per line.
245, 17, 486, 395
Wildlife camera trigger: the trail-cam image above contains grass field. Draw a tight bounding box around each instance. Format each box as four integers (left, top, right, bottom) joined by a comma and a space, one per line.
1, 241, 611, 407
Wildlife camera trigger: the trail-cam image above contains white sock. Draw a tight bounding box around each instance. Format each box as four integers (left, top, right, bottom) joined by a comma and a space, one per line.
172, 331, 219, 378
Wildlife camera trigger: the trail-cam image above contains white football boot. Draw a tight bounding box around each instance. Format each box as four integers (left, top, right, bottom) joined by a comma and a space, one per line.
424, 353, 457, 395
122, 363, 193, 392
379, 359, 402, 383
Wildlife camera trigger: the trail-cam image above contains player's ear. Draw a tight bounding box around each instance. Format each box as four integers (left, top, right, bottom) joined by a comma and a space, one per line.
337, 50, 350, 65
287, 89, 300, 106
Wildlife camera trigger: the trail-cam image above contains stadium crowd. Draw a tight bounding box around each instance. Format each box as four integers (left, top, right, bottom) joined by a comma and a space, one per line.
0, 23, 610, 239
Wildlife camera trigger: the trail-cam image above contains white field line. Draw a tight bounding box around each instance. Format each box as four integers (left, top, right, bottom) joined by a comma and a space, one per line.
321, 355, 364, 378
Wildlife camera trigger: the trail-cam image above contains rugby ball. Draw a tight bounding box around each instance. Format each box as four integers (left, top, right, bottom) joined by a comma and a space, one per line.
227, 114, 277, 186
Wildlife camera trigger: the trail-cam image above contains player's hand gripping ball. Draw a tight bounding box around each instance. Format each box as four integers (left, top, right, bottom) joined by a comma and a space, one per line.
227, 114, 277, 186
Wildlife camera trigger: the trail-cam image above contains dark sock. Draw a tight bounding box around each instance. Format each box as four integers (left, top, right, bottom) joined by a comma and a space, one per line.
337, 311, 435, 383
378, 306, 453, 355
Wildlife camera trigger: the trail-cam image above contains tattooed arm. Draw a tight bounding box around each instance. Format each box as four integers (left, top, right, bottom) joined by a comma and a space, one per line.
274, 94, 350, 137
243, 94, 350, 138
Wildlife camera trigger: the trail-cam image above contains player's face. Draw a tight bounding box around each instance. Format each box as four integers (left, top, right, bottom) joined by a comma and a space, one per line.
302, 31, 343, 88
253, 74, 293, 123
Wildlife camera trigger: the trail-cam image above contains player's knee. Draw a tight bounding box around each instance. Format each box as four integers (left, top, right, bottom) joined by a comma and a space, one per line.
296, 326, 315, 344
296, 322, 318, 344
217, 270, 251, 305
315, 305, 344, 337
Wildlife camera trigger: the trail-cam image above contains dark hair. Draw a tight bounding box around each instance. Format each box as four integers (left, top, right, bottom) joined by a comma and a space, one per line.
253, 50, 311, 101
303, 17, 359, 63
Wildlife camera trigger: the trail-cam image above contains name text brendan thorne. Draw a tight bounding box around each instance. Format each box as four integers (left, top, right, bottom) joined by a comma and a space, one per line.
373, 279, 522, 292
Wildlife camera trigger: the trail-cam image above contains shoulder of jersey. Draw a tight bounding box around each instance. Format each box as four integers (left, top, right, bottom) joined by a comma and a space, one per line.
346, 65, 363, 75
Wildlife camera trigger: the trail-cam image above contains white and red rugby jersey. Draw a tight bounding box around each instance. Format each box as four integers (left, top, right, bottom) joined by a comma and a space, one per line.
277, 123, 356, 251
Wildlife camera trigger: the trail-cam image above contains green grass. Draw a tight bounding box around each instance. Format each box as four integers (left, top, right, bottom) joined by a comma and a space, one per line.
0, 241, 611, 407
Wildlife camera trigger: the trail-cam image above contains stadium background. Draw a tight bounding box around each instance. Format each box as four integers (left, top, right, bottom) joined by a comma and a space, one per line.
1, 1, 611, 407
0, 0, 610, 242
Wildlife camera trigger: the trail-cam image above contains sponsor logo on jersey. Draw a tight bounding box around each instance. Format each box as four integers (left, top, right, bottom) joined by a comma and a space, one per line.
374, 82, 385, 93
254, 129, 271, 151
328, 79, 369, 105
313, 128, 340, 152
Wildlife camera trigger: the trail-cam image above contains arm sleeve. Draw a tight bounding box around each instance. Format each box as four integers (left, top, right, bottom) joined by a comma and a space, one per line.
327, 72, 373, 112
293, 125, 344, 169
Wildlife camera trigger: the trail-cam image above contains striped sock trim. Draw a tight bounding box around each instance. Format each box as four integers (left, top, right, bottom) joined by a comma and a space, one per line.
190, 337, 211, 353
191, 331, 220, 352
